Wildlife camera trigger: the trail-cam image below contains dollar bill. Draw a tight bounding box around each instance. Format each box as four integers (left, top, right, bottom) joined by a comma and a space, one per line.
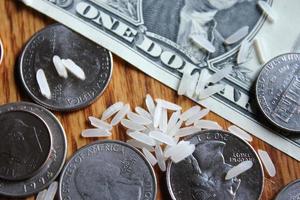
21, 0, 300, 160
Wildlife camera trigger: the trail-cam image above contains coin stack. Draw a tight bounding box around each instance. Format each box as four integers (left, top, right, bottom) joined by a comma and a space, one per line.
0, 102, 66, 198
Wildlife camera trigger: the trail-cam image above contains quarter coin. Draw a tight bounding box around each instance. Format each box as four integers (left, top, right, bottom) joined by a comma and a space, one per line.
0, 102, 67, 197
59, 140, 157, 200
167, 130, 264, 200
275, 179, 300, 200
256, 53, 300, 132
18, 24, 113, 111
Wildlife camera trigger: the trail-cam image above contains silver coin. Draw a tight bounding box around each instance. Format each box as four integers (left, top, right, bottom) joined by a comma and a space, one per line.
167, 130, 264, 200
59, 140, 157, 200
275, 179, 300, 200
0, 102, 67, 197
0, 109, 52, 181
256, 53, 300, 132
18, 24, 113, 111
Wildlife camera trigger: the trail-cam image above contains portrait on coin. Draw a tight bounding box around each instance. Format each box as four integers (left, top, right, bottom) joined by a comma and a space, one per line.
75, 159, 143, 200
187, 140, 241, 199
0, 118, 44, 167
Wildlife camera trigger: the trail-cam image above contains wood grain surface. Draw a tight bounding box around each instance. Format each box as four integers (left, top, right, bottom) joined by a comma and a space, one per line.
0, 1, 299, 199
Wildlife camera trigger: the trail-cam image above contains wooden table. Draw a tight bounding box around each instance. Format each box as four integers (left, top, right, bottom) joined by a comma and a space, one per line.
0, 1, 299, 199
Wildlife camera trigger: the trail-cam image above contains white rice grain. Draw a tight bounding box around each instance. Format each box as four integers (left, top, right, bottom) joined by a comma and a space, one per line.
101, 101, 124, 120
167, 111, 181, 132
36, 69, 51, 99
127, 111, 152, 125
145, 94, 156, 116
164, 141, 191, 158
228, 125, 253, 142
142, 148, 158, 166
195, 69, 211, 97
174, 126, 201, 138
135, 106, 152, 120
111, 104, 130, 126
127, 131, 156, 146
171, 143, 195, 163
156, 99, 182, 111
254, 37, 267, 65
149, 131, 176, 146
159, 108, 168, 132
199, 84, 225, 100
155, 145, 166, 171
121, 119, 146, 131
153, 102, 162, 128
127, 139, 155, 152
61, 59, 86, 80
186, 72, 200, 97
146, 123, 156, 132
206, 66, 232, 84
225, 160, 253, 180
88, 116, 112, 130
237, 39, 252, 64
258, 0, 276, 22
194, 120, 222, 130
180, 106, 201, 121
177, 71, 191, 95
81, 129, 111, 138
225, 26, 249, 45
44, 181, 58, 200
36, 189, 47, 200
167, 119, 184, 136
185, 108, 210, 126
258, 149, 276, 177
126, 129, 135, 135
52, 55, 68, 78
190, 34, 216, 53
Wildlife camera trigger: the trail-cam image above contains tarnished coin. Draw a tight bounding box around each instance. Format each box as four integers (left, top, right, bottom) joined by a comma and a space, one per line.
0, 110, 51, 181
18, 24, 113, 111
256, 53, 300, 132
275, 179, 300, 200
167, 130, 264, 200
0, 102, 67, 197
59, 140, 157, 200
0, 38, 3, 64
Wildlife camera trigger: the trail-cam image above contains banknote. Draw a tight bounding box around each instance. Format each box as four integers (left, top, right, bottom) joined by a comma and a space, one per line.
21, 0, 300, 160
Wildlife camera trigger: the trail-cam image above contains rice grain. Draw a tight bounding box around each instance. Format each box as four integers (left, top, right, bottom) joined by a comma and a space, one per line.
36, 69, 51, 99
